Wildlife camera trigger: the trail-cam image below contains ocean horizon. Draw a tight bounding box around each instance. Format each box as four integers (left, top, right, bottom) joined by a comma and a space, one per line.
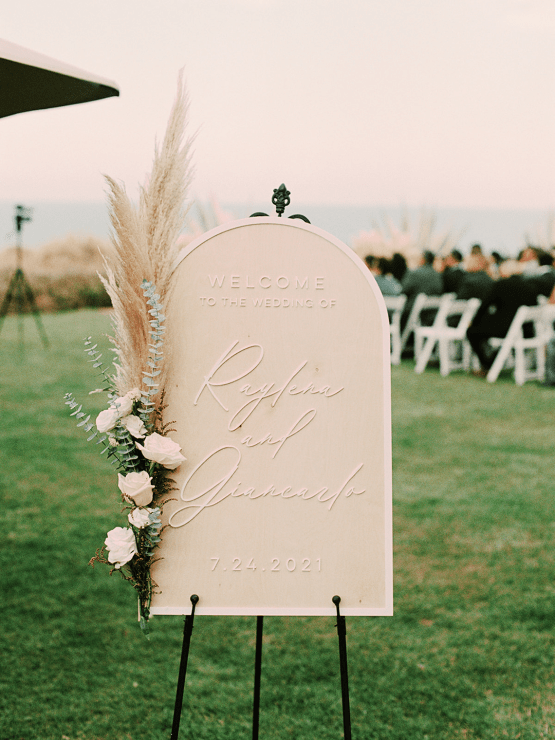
1, 200, 553, 257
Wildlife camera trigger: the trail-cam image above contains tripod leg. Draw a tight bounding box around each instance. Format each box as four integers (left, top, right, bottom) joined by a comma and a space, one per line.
0, 270, 20, 335
0, 268, 49, 349
15, 271, 25, 350
22, 272, 49, 348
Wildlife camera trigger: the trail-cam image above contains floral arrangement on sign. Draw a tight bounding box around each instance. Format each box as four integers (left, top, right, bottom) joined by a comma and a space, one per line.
64, 74, 193, 635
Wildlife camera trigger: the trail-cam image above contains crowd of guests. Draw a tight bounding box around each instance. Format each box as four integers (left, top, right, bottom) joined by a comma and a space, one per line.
365, 244, 555, 380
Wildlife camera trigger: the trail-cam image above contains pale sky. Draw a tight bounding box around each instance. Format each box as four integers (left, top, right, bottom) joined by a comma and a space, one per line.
2, 0, 555, 210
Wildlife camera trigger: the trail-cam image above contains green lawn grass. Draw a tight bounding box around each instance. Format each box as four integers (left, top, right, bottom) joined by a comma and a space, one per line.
1, 310, 555, 740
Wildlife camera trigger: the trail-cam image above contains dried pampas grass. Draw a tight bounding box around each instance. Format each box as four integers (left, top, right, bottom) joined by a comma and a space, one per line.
352, 209, 463, 269
100, 72, 194, 395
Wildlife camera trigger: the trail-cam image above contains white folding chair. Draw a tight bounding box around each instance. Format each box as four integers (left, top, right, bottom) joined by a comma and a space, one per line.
384, 295, 407, 365
399, 293, 452, 356
487, 304, 555, 384
415, 297, 481, 376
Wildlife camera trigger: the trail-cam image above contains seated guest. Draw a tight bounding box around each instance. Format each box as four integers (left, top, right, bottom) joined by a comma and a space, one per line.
442, 249, 465, 294
364, 255, 376, 270
525, 251, 555, 297
519, 245, 542, 274
373, 257, 402, 296
365, 255, 400, 296
390, 252, 408, 283
402, 250, 442, 301
489, 251, 505, 279
466, 261, 538, 374
544, 283, 555, 386
400, 250, 443, 331
457, 254, 494, 301
535, 249, 555, 273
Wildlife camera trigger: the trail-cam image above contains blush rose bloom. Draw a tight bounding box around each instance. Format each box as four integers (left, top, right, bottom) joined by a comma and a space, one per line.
105, 527, 137, 569
96, 407, 120, 433
136, 433, 186, 470
121, 414, 147, 438
118, 471, 154, 507
112, 393, 134, 418
96, 390, 140, 433
128, 507, 153, 529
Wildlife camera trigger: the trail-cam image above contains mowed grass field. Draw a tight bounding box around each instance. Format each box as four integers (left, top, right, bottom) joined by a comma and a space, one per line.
1, 309, 555, 740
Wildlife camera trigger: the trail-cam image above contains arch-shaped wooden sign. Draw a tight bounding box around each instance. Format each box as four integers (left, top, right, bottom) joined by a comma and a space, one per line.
150, 217, 392, 616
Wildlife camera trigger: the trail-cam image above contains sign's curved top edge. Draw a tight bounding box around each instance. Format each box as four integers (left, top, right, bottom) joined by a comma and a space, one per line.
174, 216, 349, 271
173, 216, 389, 326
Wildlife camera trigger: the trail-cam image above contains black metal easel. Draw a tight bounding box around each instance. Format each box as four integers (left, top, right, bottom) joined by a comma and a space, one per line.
169, 595, 352, 740
0, 204, 49, 349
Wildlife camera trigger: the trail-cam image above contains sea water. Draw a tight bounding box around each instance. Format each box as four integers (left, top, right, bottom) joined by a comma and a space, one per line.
0, 200, 552, 257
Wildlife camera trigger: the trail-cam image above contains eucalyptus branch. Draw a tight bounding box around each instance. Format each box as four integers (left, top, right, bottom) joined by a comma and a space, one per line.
138, 280, 166, 430
63, 393, 123, 468
83, 337, 116, 394
112, 423, 141, 473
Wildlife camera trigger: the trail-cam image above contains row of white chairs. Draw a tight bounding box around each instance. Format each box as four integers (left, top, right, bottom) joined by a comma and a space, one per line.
384, 293, 555, 384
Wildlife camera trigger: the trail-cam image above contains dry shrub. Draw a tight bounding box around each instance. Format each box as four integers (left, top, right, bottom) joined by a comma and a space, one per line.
0, 234, 114, 313
351, 210, 462, 268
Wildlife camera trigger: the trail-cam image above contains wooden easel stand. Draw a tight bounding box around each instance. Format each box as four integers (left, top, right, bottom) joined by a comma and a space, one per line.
169, 595, 352, 740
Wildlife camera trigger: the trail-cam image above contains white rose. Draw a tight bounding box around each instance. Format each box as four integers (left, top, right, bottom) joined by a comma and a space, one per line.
96, 407, 120, 433
127, 388, 142, 401
112, 393, 134, 418
96, 391, 138, 433
105, 526, 137, 569
136, 433, 186, 470
122, 414, 147, 438
118, 471, 154, 507
128, 507, 153, 529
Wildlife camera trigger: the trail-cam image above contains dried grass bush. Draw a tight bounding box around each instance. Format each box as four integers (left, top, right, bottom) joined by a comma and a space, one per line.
0, 234, 114, 312
528, 213, 555, 252
351, 210, 462, 268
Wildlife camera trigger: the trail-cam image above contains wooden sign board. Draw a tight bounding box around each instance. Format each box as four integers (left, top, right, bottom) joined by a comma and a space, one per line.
150, 217, 393, 617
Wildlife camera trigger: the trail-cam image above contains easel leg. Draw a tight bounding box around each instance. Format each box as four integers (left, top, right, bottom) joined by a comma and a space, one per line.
170, 594, 199, 740
332, 596, 352, 740
253, 615, 263, 740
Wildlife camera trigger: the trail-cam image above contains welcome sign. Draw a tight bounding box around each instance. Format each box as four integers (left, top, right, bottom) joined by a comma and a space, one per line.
150, 217, 392, 616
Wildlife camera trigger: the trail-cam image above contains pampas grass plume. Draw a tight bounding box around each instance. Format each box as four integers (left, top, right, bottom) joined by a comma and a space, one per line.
101, 72, 194, 396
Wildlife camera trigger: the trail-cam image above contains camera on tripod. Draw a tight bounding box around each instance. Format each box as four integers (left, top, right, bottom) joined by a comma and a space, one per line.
15, 204, 33, 233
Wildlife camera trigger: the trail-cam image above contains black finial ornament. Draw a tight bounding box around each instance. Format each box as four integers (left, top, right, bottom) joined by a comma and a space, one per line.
249, 184, 311, 223
272, 183, 291, 216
